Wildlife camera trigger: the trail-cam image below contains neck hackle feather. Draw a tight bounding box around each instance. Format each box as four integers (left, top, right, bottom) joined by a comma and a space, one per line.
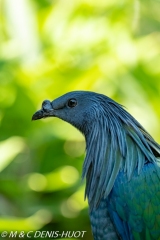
81, 95, 160, 210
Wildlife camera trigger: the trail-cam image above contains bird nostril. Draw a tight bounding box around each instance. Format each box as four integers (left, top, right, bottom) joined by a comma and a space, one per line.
42, 100, 53, 112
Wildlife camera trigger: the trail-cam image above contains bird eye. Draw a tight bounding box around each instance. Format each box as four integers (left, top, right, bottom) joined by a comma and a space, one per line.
67, 99, 77, 108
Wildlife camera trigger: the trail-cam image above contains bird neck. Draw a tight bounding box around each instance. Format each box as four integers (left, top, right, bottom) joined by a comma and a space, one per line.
82, 115, 158, 210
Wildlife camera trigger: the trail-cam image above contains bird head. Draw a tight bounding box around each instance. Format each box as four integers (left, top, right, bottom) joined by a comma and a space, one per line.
32, 91, 103, 135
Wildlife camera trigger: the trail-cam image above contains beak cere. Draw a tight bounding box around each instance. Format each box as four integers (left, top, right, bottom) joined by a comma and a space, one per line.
32, 100, 54, 121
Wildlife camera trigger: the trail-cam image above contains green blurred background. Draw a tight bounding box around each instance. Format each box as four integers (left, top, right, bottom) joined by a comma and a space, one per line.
0, 0, 160, 239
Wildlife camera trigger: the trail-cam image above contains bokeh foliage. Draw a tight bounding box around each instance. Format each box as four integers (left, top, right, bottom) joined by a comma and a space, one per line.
0, 0, 160, 239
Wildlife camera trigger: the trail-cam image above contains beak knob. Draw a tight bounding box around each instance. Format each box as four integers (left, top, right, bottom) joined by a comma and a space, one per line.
42, 100, 53, 113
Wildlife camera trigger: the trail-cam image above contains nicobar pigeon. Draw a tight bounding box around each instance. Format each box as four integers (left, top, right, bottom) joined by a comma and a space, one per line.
32, 91, 160, 240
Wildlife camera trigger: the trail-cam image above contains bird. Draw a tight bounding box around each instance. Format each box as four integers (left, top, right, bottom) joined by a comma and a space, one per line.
32, 91, 160, 240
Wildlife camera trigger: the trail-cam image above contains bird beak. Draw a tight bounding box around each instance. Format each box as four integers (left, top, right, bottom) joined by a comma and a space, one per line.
32, 100, 55, 121
32, 109, 45, 120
